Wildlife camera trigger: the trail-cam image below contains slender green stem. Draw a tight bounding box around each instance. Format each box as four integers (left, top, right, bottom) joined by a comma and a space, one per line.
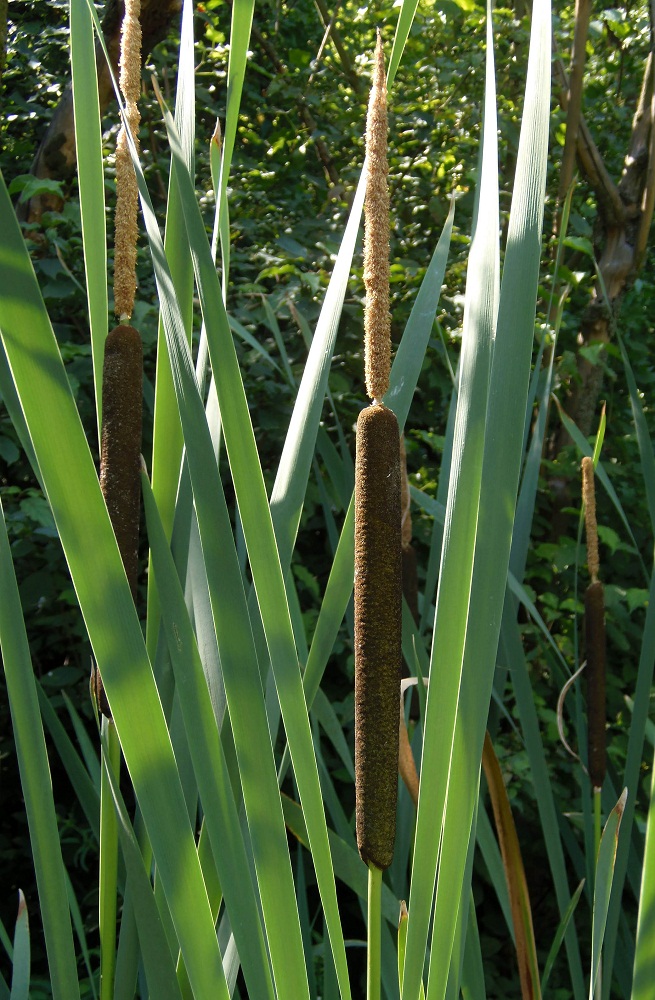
99, 720, 120, 1000
593, 786, 602, 861
367, 864, 382, 1000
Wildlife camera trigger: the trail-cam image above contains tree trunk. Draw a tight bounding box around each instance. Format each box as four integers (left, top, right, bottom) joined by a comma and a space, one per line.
21, 0, 181, 222
553, 51, 655, 445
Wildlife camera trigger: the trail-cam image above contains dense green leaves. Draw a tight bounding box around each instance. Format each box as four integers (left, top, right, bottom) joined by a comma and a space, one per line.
1, 0, 655, 998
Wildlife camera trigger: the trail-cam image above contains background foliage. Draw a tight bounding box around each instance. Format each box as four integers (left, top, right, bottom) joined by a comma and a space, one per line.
1, 0, 654, 995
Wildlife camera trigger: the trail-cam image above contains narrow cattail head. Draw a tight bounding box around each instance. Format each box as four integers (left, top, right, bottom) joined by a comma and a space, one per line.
585, 579, 606, 789
113, 0, 142, 322
363, 30, 391, 402
582, 456, 599, 583
354, 403, 402, 869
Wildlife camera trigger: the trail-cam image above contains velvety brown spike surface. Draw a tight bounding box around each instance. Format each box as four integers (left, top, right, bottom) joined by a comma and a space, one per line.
585, 580, 606, 789
95, 324, 143, 717
354, 403, 402, 869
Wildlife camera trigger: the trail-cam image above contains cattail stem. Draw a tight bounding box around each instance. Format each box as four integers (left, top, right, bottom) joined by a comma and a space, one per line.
367, 864, 382, 1000
98, 719, 120, 1000
354, 403, 402, 869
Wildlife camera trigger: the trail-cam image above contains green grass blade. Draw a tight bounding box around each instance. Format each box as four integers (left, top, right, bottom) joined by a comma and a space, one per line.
460, 893, 486, 1000
403, 0, 552, 991
0, 504, 81, 1000
60, 692, 101, 787
601, 564, 655, 998
631, 741, 655, 1000
269, 168, 366, 570
217, 0, 254, 209
387, 0, 420, 90
0, 342, 41, 484
130, 138, 311, 995
155, 100, 350, 1000
589, 791, 627, 999
99, 734, 183, 1000
37, 685, 101, 841
282, 795, 401, 927
403, 0, 501, 988
502, 600, 586, 998
99, 721, 120, 1000
147, 0, 195, 658
540, 880, 585, 996
142, 470, 285, 1000
386, 197, 455, 431
69, 0, 107, 446
428, 0, 550, 985
476, 806, 513, 941
0, 170, 228, 1000
9, 894, 29, 1000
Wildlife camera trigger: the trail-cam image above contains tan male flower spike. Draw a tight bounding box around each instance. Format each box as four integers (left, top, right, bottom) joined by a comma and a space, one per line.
363, 28, 391, 402
113, 0, 142, 323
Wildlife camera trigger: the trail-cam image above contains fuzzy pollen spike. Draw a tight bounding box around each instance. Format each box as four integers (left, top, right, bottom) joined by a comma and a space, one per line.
113, 0, 142, 321
582, 456, 599, 583
363, 31, 391, 401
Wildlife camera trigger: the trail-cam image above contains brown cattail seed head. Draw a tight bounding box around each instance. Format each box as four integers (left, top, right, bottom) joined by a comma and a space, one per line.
100, 325, 143, 595
114, 0, 142, 321
363, 31, 391, 402
354, 403, 402, 869
585, 579, 606, 789
95, 324, 143, 717
582, 456, 600, 583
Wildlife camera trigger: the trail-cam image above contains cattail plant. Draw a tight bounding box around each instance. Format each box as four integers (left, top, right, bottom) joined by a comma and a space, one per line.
354, 28, 402, 876
354, 34, 402, 997
582, 455, 606, 793
92, 0, 144, 719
